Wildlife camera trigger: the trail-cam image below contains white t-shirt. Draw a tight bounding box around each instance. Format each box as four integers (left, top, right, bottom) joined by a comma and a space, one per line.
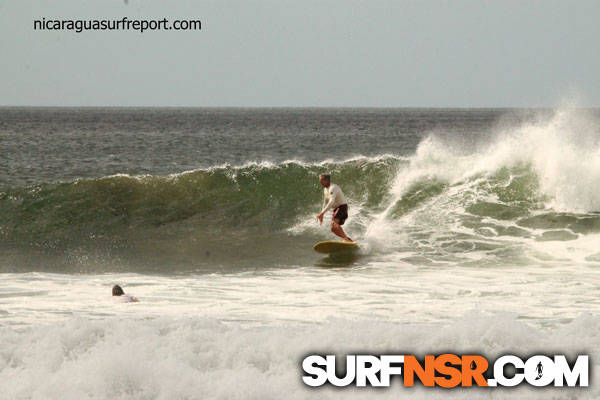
320, 183, 348, 214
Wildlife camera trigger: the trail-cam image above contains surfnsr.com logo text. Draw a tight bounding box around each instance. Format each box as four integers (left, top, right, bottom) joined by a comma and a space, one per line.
302, 354, 588, 388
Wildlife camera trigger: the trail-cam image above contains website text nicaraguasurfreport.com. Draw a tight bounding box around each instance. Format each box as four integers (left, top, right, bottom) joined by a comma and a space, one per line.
34, 17, 201, 33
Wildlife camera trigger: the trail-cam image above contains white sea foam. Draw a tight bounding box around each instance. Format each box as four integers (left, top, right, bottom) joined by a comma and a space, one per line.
381, 108, 600, 213
358, 108, 600, 258
0, 313, 598, 399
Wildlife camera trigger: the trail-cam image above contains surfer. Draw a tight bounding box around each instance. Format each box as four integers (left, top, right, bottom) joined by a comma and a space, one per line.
316, 174, 352, 242
111, 284, 140, 303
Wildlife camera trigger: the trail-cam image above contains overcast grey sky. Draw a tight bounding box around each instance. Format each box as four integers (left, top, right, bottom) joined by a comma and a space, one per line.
1, 0, 599, 107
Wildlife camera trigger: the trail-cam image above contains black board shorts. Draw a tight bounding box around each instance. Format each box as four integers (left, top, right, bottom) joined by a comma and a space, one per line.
332, 204, 348, 225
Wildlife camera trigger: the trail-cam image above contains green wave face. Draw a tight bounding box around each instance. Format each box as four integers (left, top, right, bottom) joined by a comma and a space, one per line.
1, 157, 400, 235
0, 158, 400, 272
2, 156, 600, 273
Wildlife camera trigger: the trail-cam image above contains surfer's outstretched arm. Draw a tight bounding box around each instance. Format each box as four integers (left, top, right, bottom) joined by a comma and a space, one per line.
317, 197, 334, 224
317, 192, 333, 224
320, 197, 335, 215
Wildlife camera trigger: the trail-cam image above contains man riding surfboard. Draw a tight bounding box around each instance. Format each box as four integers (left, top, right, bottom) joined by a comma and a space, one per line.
316, 173, 353, 242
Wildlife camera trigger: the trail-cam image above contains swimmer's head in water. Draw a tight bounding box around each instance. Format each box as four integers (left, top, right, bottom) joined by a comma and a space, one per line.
112, 285, 124, 296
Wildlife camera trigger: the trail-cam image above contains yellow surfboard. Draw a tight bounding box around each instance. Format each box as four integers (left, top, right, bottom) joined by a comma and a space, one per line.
313, 241, 358, 254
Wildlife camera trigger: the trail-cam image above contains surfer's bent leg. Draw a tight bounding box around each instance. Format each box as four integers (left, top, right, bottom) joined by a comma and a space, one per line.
331, 220, 351, 242
331, 204, 351, 242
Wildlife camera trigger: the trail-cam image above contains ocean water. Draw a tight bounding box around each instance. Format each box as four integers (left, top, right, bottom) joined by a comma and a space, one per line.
1, 107, 600, 399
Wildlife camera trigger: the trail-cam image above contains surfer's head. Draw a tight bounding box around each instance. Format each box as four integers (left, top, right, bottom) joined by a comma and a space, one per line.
112, 285, 124, 296
319, 173, 331, 188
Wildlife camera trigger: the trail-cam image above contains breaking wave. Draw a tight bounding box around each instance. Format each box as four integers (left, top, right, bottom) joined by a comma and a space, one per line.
2, 109, 600, 272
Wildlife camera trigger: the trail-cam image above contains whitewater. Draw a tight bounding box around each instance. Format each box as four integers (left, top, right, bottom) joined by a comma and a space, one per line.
1, 107, 600, 399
